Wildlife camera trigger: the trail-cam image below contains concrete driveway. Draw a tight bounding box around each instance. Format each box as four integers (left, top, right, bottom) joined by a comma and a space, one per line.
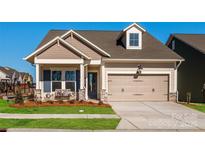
109, 101, 205, 131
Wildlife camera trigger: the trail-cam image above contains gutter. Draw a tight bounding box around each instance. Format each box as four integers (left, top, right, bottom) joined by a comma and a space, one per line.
103, 58, 185, 62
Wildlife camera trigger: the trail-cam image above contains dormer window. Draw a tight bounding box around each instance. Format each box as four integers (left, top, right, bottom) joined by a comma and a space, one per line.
129, 33, 139, 47
123, 23, 145, 50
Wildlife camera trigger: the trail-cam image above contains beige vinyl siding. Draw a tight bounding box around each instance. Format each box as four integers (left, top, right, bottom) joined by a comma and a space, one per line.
37, 42, 81, 59
105, 62, 175, 68
108, 74, 169, 101
65, 36, 102, 60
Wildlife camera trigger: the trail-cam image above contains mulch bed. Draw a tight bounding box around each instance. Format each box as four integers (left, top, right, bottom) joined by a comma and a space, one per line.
10, 100, 111, 108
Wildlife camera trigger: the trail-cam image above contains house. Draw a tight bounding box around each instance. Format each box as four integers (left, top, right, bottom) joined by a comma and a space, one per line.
0, 66, 33, 84
24, 23, 183, 102
167, 34, 205, 102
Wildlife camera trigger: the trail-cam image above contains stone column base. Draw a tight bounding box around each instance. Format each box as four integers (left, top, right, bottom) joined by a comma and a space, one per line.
169, 92, 177, 102
78, 89, 85, 101
100, 89, 108, 103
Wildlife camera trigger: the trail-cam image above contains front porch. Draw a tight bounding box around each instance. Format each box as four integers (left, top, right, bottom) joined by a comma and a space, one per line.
35, 61, 106, 102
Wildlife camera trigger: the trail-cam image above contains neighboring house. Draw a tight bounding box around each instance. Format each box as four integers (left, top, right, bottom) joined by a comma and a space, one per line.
0, 66, 33, 84
167, 34, 205, 102
24, 23, 183, 102
0, 67, 10, 81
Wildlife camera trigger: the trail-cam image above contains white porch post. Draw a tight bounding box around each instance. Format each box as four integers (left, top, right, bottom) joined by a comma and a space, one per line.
100, 62, 106, 101
85, 65, 88, 100
100, 63, 105, 90
36, 64, 40, 89
80, 63, 84, 89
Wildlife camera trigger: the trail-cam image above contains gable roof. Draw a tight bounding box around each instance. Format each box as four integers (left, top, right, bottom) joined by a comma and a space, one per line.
61, 30, 111, 57
0, 66, 32, 79
24, 36, 91, 62
31, 29, 183, 61
167, 34, 205, 54
123, 23, 146, 32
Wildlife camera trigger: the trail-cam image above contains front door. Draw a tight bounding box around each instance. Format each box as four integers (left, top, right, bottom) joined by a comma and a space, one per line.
88, 72, 97, 99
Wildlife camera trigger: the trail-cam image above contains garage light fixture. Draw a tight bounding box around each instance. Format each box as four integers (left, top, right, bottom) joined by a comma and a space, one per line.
134, 65, 143, 79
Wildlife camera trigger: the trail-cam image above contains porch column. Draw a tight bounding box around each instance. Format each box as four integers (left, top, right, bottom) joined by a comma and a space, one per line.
85, 65, 88, 100
100, 62, 106, 101
36, 64, 40, 89
79, 63, 85, 100
100, 63, 105, 89
80, 64, 84, 89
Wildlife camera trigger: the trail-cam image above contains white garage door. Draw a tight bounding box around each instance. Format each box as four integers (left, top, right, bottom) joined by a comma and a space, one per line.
108, 74, 169, 101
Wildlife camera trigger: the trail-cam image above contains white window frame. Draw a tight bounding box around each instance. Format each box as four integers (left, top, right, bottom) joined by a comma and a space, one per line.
126, 26, 142, 50
65, 70, 76, 93
51, 70, 62, 92
43, 68, 78, 94
129, 33, 139, 47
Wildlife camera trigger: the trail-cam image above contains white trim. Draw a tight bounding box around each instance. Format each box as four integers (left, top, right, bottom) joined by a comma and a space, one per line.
35, 58, 84, 64
60, 30, 111, 57
85, 65, 88, 100
126, 28, 142, 50
36, 64, 40, 89
105, 68, 177, 93
80, 64, 84, 89
103, 58, 184, 62
85, 60, 101, 65
24, 37, 59, 61
24, 37, 91, 61
105, 70, 172, 95
123, 23, 146, 32
100, 63, 105, 90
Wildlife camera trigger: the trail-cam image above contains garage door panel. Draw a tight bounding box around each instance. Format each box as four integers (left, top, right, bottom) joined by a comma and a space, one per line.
108, 74, 169, 101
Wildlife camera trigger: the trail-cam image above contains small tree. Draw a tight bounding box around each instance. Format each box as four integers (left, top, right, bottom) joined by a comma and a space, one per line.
15, 85, 23, 104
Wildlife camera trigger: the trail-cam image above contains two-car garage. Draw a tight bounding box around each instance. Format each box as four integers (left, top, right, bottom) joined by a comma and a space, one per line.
107, 74, 169, 102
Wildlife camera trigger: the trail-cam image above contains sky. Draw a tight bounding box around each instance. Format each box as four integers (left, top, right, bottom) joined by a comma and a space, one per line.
1, 22, 205, 81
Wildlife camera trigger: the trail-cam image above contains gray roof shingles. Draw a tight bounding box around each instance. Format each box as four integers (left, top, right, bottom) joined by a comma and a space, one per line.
172, 34, 205, 54
36, 30, 183, 60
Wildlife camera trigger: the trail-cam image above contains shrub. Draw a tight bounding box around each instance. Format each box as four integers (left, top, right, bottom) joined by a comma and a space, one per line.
15, 92, 23, 104
70, 100, 75, 104
28, 93, 34, 101
98, 100, 104, 105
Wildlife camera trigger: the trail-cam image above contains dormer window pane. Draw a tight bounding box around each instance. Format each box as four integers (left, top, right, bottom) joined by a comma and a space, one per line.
129, 33, 139, 46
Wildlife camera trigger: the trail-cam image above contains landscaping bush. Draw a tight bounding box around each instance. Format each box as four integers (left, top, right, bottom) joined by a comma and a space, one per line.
15, 92, 23, 104
98, 100, 104, 105
28, 93, 34, 101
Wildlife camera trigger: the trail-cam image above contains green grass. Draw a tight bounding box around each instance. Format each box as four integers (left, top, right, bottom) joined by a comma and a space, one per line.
0, 118, 120, 130
184, 103, 205, 113
0, 99, 115, 114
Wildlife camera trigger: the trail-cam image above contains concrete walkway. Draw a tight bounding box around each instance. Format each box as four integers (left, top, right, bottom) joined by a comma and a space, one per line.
0, 113, 119, 119
109, 101, 205, 131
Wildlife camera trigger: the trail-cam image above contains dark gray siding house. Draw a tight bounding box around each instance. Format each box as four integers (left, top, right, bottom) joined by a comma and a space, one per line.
167, 34, 205, 102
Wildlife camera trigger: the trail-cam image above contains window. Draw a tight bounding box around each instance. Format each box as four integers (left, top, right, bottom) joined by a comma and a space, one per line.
172, 40, 175, 50
52, 71, 62, 91
43, 70, 51, 92
66, 82, 75, 91
52, 71, 61, 81
65, 71, 76, 81
129, 33, 139, 46
52, 82, 62, 91
65, 71, 76, 92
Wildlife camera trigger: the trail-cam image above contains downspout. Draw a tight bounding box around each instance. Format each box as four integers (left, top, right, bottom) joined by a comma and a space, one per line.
175, 60, 183, 103
176, 60, 182, 69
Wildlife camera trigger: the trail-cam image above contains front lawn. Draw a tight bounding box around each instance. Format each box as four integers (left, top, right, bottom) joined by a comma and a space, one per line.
0, 99, 115, 114
0, 118, 120, 130
184, 103, 205, 113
